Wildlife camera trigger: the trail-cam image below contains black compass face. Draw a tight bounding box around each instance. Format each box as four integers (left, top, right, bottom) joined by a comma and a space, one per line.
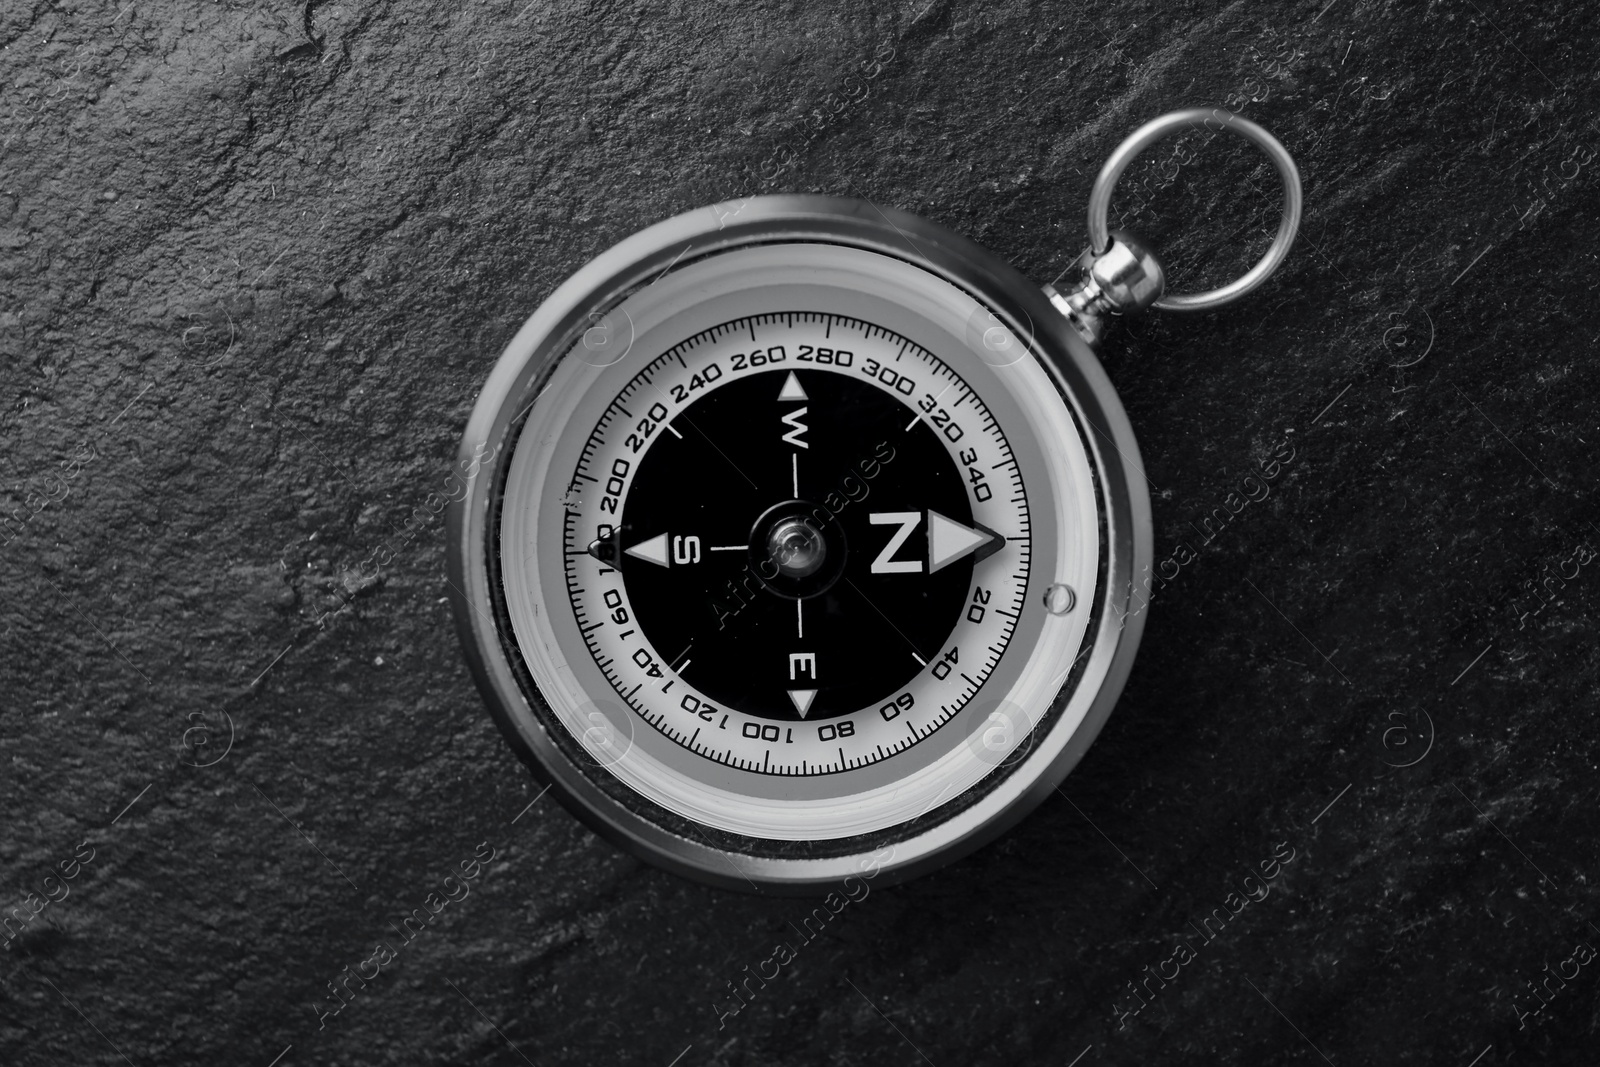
612, 369, 987, 722
557, 307, 1040, 781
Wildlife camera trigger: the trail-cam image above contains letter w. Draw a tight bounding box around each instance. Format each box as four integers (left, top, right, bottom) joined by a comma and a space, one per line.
781, 407, 809, 449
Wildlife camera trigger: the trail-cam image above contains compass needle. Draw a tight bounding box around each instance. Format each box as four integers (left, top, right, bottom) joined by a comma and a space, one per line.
623, 533, 671, 567
788, 690, 817, 718
777, 372, 807, 401
927, 510, 1002, 573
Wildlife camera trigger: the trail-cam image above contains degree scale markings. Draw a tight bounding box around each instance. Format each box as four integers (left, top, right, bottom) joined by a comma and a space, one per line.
561, 312, 1032, 777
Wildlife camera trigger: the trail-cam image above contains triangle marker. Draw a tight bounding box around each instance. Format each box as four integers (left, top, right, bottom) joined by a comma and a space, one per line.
927, 510, 1001, 573
777, 372, 807, 402
788, 689, 817, 718
624, 532, 671, 567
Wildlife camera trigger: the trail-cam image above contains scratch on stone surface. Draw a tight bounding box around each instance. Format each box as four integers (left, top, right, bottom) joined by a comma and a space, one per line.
1451, 383, 1561, 489
106, 382, 154, 428
111, 782, 154, 824
1311, 381, 1352, 425
510, 782, 551, 823
250, 641, 295, 688
1292, 228, 1351, 286
250, 780, 361, 890
1449, 242, 1493, 286
1463, 0, 1560, 90
41, 575, 152, 683
1450, 642, 1493, 686
1243, 577, 1353, 686
1451, 782, 1558, 888
42, 977, 137, 1067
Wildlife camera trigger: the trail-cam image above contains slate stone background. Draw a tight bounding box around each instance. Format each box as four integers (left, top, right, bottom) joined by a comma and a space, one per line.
3, 0, 1599, 1064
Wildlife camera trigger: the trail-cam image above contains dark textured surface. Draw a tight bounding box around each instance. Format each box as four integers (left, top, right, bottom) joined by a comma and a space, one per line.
3, 1, 1599, 1064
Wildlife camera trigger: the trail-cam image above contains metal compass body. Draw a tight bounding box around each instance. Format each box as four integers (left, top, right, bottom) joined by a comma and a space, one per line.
447, 110, 1301, 892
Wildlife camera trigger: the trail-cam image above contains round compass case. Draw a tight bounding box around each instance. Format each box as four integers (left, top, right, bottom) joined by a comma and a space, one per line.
446, 194, 1152, 892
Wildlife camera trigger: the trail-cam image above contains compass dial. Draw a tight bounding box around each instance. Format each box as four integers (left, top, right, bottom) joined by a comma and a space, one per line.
456, 202, 1150, 888
575, 316, 1025, 775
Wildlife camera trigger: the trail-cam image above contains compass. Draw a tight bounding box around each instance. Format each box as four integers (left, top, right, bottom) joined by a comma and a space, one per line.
446, 110, 1301, 891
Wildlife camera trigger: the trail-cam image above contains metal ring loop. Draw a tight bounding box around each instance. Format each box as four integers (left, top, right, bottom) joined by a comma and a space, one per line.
1087, 108, 1302, 312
